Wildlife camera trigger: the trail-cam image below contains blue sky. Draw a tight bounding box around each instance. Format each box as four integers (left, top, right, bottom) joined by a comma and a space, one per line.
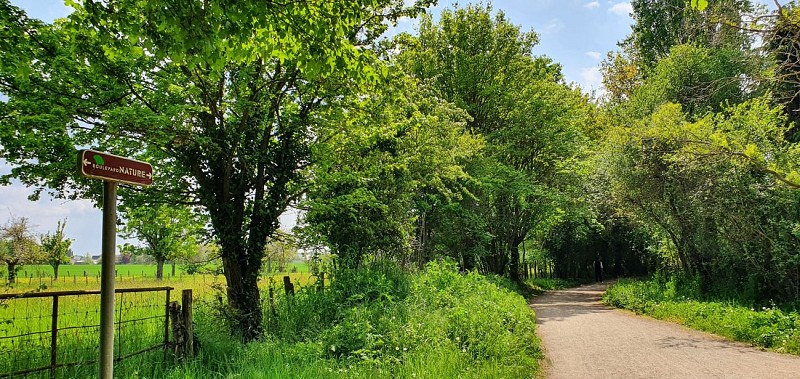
381, 0, 639, 93
0, 0, 771, 255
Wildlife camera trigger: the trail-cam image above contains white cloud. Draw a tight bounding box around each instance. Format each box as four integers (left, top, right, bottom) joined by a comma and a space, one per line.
586, 51, 602, 60
608, 2, 633, 16
579, 66, 603, 91
584, 1, 600, 9
541, 18, 565, 35
0, 183, 102, 253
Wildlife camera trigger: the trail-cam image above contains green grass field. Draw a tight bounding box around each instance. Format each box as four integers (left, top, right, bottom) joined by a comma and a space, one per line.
0, 262, 318, 378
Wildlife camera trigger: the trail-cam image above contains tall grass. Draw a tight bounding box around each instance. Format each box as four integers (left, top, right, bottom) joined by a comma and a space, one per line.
2, 261, 542, 378
162, 260, 542, 378
604, 277, 800, 354
0, 290, 171, 377
0, 269, 313, 378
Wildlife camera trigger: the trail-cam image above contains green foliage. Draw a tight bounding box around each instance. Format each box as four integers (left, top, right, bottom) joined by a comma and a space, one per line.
300, 76, 480, 268
623, 44, 756, 120
605, 277, 800, 354
593, 0, 800, 306
627, 0, 755, 72
38, 219, 72, 278
253, 261, 541, 377
120, 204, 203, 279
690, 0, 709, 12
262, 230, 298, 275
767, 3, 800, 141
0, 0, 434, 339
393, 3, 590, 278
0, 216, 41, 283
602, 96, 800, 300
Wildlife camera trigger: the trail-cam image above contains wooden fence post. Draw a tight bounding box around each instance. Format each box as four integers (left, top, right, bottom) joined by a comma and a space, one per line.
182, 289, 193, 358
164, 289, 172, 362
269, 287, 277, 317
283, 276, 294, 296
168, 301, 182, 359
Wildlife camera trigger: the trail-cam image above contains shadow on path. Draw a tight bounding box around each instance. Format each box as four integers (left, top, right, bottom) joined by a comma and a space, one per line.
530, 282, 613, 325
529, 281, 800, 379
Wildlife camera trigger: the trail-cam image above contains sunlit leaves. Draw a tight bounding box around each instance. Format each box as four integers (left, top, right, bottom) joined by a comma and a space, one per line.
690, 0, 709, 12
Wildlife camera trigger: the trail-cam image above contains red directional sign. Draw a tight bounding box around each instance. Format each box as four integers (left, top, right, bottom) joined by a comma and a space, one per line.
78, 150, 153, 186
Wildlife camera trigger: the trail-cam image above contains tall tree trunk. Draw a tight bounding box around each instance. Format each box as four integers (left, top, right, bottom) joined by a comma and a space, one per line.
171, 261, 176, 277
222, 253, 263, 341
6, 262, 16, 284
52, 263, 60, 280
156, 259, 164, 280
509, 241, 520, 282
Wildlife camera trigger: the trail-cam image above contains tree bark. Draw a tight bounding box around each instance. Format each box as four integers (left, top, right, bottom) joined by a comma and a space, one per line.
52, 263, 60, 280
509, 241, 521, 282
222, 252, 263, 341
156, 259, 164, 280
6, 262, 16, 284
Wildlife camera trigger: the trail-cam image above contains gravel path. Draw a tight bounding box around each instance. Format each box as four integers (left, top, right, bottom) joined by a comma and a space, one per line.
530, 282, 800, 378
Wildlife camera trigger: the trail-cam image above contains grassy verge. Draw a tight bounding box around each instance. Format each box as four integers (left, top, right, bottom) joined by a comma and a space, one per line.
526, 277, 581, 291
161, 260, 542, 378
604, 278, 800, 354
2, 261, 542, 377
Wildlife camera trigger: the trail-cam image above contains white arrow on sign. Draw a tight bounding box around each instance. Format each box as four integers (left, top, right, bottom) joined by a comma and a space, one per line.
83, 159, 91, 166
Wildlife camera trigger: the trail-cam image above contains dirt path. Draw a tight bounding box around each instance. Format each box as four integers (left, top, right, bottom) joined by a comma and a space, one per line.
530, 282, 800, 378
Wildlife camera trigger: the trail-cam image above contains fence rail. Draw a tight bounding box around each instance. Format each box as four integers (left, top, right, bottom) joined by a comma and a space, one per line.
0, 286, 174, 378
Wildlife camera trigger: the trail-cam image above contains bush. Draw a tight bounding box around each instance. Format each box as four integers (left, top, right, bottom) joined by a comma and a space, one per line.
248, 262, 540, 378
181, 259, 543, 378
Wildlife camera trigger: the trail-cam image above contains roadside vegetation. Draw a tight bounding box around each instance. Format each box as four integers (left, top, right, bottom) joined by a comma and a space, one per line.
605, 277, 800, 354
41, 261, 542, 378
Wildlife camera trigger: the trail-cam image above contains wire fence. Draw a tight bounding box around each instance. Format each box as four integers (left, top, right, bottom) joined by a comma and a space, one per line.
9, 271, 213, 287
0, 287, 173, 378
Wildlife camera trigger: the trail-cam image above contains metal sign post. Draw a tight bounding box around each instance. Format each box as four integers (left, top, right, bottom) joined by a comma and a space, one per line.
77, 150, 152, 379
99, 181, 117, 379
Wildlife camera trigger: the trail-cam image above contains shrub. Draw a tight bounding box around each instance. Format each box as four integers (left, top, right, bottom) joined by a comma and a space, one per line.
263, 259, 540, 377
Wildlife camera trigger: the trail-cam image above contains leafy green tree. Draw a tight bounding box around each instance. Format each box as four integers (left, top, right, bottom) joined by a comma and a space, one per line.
766, 3, 800, 141
300, 76, 480, 268
601, 51, 643, 104
628, 0, 755, 71
0, 216, 40, 284
263, 230, 298, 274
602, 96, 800, 298
622, 44, 757, 120
394, 4, 589, 280
39, 219, 72, 280
0, 0, 430, 339
120, 204, 202, 280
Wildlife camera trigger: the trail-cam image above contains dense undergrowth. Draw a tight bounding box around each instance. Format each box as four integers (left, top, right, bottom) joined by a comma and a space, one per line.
150, 260, 542, 378
604, 277, 800, 354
